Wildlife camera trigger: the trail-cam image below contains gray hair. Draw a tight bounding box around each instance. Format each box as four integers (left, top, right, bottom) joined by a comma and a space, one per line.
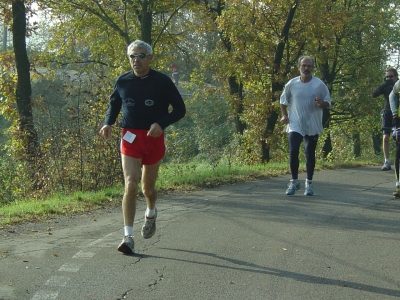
298, 56, 315, 67
127, 40, 153, 56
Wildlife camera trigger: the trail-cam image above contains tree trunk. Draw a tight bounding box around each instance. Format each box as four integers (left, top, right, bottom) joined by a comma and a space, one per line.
203, 0, 246, 136
141, 0, 152, 44
262, 0, 299, 162
322, 132, 332, 158
2, 22, 7, 52
372, 133, 381, 155
262, 110, 279, 162
353, 133, 361, 157
321, 107, 331, 158
12, 1, 40, 163
228, 76, 245, 134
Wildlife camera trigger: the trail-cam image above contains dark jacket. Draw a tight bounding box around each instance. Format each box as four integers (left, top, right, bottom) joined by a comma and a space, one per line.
372, 80, 394, 111
104, 69, 186, 130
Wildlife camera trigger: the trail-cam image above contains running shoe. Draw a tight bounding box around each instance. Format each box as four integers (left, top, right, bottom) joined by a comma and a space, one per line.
286, 180, 300, 195
382, 162, 391, 171
304, 182, 314, 196
394, 187, 400, 198
117, 235, 135, 254
141, 208, 157, 239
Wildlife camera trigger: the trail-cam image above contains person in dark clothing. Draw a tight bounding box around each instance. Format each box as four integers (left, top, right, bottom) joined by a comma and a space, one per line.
99, 40, 186, 254
372, 67, 399, 171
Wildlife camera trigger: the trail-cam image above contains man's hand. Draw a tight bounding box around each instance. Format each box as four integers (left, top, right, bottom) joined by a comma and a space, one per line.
280, 115, 289, 125
314, 97, 326, 108
393, 115, 398, 128
99, 125, 112, 140
147, 123, 163, 137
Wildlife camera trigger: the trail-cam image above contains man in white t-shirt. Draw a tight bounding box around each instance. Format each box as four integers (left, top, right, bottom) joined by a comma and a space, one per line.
280, 56, 331, 196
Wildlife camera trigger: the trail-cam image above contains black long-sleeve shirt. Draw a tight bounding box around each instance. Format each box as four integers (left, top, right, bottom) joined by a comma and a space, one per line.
372, 81, 394, 111
104, 69, 186, 130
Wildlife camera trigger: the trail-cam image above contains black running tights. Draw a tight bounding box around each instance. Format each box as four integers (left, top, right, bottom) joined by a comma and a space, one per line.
288, 132, 319, 181
396, 143, 400, 181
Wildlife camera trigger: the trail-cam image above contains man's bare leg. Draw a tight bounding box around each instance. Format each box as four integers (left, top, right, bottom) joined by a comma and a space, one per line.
141, 160, 161, 211
121, 154, 142, 227
382, 133, 391, 171
117, 154, 142, 254
141, 160, 161, 239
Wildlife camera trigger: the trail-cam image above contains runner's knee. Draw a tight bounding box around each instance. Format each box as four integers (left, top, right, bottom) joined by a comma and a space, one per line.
142, 186, 157, 199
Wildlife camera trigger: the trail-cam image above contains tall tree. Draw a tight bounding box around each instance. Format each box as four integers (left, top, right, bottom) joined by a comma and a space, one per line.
313, 0, 398, 157
201, 0, 246, 135
206, 0, 399, 162
262, 0, 300, 162
2, 22, 7, 51
39, 0, 196, 54
210, 0, 310, 162
12, 0, 40, 163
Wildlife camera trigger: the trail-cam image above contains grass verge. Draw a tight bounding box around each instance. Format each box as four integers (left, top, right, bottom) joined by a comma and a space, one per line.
0, 159, 377, 227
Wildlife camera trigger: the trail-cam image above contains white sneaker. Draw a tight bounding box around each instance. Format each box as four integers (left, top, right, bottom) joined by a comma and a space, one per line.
286, 180, 300, 195
382, 162, 391, 171
304, 182, 314, 196
117, 235, 135, 254
141, 208, 157, 239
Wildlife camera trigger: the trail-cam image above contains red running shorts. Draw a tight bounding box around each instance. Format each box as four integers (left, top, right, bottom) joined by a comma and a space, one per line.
120, 128, 166, 165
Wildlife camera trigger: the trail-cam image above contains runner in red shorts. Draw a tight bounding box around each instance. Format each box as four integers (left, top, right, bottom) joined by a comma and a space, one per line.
99, 40, 186, 254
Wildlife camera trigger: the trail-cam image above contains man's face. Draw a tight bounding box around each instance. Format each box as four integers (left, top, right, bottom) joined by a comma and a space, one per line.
299, 58, 314, 78
129, 48, 153, 77
385, 71, 398, 84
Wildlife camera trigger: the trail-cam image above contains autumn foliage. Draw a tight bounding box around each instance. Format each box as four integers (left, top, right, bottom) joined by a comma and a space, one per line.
0, 0, 400, 203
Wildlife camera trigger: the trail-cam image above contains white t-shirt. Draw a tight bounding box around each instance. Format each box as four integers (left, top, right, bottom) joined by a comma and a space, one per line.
280, 76, 331, 136
390, 80, 400, 115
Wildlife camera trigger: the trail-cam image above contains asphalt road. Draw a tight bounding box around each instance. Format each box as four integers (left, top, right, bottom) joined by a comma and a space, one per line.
1, 166, 400, 300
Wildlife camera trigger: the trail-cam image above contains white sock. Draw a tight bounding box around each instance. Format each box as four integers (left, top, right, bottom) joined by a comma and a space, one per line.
385, 159, 390, 164
124, 226, 133, 236
396, 182, 400, 188
146, 208, 156, 218
306, 179, 312, 184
